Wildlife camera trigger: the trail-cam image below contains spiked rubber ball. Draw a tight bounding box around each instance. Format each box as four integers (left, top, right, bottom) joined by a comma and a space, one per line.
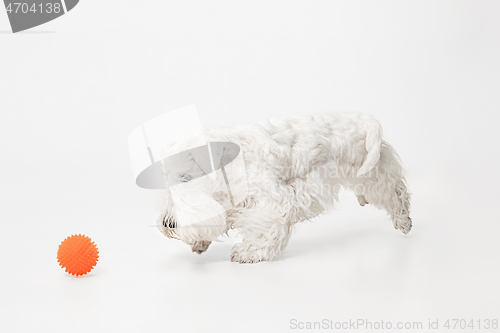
57, 234, 99, 276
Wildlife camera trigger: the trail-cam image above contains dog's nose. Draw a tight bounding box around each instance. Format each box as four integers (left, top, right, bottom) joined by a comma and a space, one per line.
192, 248, 203, 254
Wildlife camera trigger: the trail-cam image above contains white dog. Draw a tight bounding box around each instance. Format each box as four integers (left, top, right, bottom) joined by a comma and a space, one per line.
156, 113, 412, 263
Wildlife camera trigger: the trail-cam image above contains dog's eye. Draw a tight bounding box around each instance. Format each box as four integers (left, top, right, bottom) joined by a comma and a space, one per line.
179, 174, 192, 183
163, 216, 176, 229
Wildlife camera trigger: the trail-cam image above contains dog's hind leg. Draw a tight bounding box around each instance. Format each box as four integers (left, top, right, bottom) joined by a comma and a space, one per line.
361, 142, 412, 234
378, 181, 412, 234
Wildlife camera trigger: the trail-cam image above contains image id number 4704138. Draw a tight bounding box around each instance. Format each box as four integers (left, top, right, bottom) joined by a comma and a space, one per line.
442, 319, 498, 330
6, 2, 62, 14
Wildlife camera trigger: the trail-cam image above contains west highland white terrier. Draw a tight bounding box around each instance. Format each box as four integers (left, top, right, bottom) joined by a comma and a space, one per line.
156, 113, 412, 263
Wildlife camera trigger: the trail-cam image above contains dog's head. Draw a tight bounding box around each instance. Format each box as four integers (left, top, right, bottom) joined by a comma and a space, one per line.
155, 136, 244, 246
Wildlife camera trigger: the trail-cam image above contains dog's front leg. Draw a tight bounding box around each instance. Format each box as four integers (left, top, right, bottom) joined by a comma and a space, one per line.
231, 217, 293, 264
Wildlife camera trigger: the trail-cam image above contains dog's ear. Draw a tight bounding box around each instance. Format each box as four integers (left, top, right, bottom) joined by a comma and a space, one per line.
190, 145, 213, 175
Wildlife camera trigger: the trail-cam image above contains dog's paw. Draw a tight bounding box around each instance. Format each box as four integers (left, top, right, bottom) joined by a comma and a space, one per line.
191, 241, 212, 254
230, 252, 264, 264
357, 195, 369, 206
394, 216, 412, 234
230, 244, 267, 264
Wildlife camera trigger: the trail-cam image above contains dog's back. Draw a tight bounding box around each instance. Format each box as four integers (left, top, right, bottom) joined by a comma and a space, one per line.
243, 113, 382, 179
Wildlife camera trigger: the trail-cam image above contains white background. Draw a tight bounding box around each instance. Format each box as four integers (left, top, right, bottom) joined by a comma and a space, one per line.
1, 1, 499, 332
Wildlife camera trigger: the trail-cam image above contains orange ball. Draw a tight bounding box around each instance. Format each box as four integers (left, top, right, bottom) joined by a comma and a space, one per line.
57, 234, 99, 276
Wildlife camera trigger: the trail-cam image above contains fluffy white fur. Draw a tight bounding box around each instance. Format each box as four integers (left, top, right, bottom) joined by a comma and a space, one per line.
156, 113, 412, 263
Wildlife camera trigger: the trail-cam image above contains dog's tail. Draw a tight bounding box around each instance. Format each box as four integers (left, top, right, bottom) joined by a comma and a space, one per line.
356, 115, 382, 177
